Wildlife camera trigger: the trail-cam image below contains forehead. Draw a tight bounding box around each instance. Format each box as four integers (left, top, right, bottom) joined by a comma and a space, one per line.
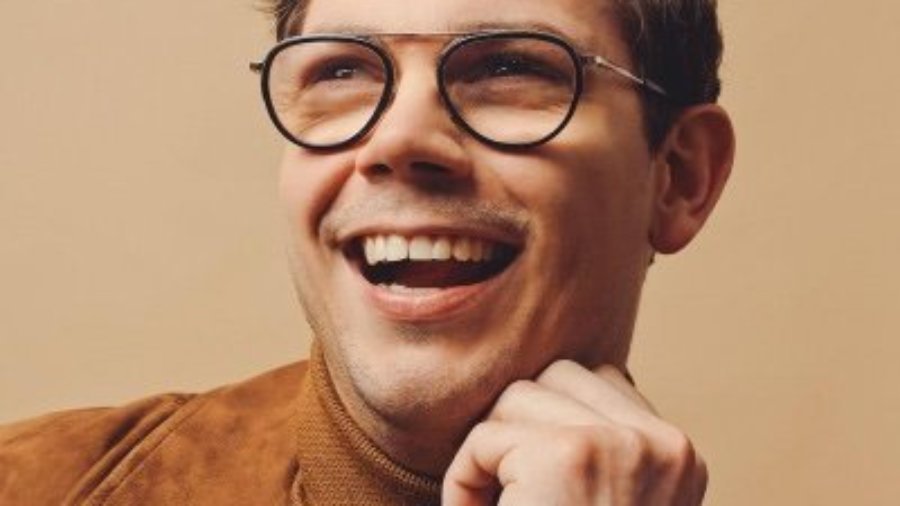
302, 0, 624, 56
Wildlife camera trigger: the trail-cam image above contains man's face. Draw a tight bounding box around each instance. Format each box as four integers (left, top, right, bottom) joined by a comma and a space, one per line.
280, 0, 657, 429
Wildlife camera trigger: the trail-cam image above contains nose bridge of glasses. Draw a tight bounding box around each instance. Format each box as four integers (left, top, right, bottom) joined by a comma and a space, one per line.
364, 38, 461, 133
377, 35, 446, 87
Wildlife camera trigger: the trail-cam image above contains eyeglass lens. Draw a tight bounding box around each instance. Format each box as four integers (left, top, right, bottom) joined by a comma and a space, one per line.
265, 35, 580, 148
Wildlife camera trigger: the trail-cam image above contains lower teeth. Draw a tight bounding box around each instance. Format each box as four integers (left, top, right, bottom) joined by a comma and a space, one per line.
379, 283, 443, 295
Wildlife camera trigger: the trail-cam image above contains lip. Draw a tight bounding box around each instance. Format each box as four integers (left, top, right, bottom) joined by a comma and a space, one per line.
343, 250, 520, 324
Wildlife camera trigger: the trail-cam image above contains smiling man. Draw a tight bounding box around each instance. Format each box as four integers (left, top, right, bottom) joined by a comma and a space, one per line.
1, 0, 733, 504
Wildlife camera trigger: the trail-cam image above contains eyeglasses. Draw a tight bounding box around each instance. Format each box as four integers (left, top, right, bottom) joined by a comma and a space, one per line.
250, 30, 667, 150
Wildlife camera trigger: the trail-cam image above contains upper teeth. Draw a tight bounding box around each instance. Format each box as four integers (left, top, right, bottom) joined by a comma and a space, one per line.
362, 234, 497, 266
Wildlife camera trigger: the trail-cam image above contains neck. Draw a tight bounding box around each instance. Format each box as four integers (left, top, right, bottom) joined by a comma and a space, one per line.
309, 342, 471, 479
296, 346, 443, 505
350, 397, 472, 477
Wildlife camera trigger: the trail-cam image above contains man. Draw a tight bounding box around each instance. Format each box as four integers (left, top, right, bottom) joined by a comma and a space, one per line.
0, 0, 734, 504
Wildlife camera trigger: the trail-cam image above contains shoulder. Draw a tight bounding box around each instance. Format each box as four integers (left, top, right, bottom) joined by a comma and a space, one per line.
0, 393, 191, 506
0, 361, 308, 506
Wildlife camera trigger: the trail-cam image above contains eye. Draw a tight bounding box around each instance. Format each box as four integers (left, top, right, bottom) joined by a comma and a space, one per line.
314, 60, 365, 82
465, 52, 568, 84
297, 52, 387, 87
485, 54, 540, 77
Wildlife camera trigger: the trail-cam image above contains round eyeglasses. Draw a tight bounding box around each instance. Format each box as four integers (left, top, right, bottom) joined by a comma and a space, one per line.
251, 31, 667, 150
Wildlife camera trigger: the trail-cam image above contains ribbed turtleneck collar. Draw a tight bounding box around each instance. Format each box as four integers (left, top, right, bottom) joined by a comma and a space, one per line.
292, 342, 442, 505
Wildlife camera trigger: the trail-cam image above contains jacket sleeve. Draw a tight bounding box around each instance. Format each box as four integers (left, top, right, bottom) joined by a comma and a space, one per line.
0, 394, 190, 506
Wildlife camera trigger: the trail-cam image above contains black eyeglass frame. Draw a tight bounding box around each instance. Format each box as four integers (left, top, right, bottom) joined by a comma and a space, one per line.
250, 30, 668, 150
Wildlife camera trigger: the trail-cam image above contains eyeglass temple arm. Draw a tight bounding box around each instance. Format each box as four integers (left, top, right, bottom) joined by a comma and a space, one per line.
589, 56, 667, 97
249, 62, 263, 74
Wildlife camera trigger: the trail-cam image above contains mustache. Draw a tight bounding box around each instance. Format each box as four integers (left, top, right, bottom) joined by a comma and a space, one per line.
320, 192, 531, 244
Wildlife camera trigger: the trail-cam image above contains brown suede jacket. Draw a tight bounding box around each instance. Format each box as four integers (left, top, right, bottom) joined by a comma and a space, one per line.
0, 346, 442, 505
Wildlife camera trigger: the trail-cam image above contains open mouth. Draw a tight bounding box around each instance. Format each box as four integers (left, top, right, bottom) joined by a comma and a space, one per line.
343, 234, 521, 290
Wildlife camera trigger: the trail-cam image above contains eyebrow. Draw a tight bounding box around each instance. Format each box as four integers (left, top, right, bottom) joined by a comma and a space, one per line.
303, 20, 595, 52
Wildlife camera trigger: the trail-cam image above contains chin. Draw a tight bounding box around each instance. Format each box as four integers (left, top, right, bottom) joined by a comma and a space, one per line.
342, 336, 516, 431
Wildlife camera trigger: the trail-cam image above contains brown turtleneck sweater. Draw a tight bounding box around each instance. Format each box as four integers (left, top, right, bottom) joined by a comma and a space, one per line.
0, 344, 442, 505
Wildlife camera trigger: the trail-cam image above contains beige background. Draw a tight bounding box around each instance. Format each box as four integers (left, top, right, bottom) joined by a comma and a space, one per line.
2, 1, 898, 504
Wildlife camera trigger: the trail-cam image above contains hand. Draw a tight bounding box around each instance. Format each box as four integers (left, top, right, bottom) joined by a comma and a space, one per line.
442, 360, 707, 505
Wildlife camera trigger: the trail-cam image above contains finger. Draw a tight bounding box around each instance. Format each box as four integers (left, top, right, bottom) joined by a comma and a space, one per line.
642, 433, 707, 506
487, 379, 608, 426
686, 454, 709, 506
594, 364, 658, 414
442, 421, 528, 506
669, 433, 706, 506
497, 483, 559, 506
445, 421, 608, 506
536, 360, 659, 423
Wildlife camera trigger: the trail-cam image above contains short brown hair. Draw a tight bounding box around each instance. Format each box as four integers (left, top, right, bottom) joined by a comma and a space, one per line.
259, 0, 723, 150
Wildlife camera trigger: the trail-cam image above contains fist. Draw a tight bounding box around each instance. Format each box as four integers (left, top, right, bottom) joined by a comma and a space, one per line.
442, 360, 707, 505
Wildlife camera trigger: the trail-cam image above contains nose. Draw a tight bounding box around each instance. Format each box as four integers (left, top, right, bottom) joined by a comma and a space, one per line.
353, 67, 474, 185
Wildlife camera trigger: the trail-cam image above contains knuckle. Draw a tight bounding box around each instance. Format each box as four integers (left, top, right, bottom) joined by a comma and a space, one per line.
667, 431, 696, 462
468, 421, 494, 442
505, 379, 537, 398
493, 380, 536, 412
594, 363, 621, 378
539, 359, 580, 380
552, 427, 600, 474
656, 428, 699, 474
617, 425, 649, 454
608, 426, 650, 474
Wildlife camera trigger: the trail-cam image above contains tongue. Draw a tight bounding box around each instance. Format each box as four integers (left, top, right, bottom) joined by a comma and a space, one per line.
387, 260, 493, 288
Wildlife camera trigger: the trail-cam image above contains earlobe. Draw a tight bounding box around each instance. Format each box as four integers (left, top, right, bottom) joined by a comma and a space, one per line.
649, 104, 735, 254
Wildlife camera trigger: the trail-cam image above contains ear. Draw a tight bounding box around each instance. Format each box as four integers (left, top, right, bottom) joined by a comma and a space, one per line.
649, 104, 735, 254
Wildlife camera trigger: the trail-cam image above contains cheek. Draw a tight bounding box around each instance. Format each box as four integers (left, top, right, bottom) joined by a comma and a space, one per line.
278, 147, 356, 242
493, 138, 652, 273
551, 96, 655, 250
478, 101, 653, 351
